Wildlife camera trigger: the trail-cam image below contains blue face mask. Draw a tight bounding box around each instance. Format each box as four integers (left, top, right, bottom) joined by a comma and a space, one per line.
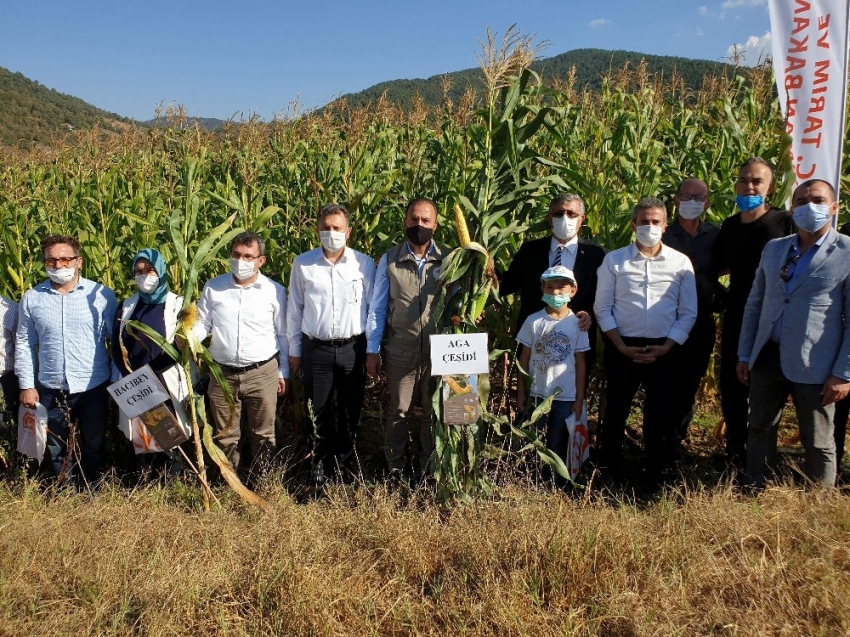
736, 194, 765, 212
793, 202, 832, 233
542, 293, 571, 309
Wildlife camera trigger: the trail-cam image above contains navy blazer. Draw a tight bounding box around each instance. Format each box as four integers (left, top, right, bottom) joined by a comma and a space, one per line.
500, 236, 607, 333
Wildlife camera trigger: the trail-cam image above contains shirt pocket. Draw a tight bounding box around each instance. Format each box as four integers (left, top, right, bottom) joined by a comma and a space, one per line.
346, 276, 364, 304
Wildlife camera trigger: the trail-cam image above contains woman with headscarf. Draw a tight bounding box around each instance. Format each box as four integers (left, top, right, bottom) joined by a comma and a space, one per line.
112, 249, 192, 476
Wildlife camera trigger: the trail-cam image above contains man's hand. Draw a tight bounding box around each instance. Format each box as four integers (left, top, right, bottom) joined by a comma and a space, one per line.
20, 388, 39, 409
736, 362, 750, 386
571, 401, 583, 421
641, 342, 674, 363
575, 311, 591, 332
288, 356, 301, 376
278, 378, 287, 396
366, 353, 381, 379
821, 375, 850, 405
619, 344, 659, 364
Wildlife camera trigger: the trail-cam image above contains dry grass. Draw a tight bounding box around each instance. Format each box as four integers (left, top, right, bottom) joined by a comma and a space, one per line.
0, 478, 849, 636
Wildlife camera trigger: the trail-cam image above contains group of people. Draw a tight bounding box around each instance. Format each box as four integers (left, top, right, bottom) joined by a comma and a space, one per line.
504, 157, 850, 488
2, 156, 848, 491
1, 200, 444, 488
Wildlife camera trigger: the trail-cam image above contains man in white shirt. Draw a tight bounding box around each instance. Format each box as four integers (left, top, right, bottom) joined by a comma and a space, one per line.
0, 295, 17, 444
193, 232, 288, 478
593, 197, 697, 484
287, 203, 376, 484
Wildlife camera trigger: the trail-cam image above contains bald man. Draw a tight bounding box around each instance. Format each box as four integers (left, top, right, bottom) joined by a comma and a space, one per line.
661, 178, 722, 442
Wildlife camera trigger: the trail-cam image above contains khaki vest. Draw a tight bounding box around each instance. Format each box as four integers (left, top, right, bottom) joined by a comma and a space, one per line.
385, 241, 446, 350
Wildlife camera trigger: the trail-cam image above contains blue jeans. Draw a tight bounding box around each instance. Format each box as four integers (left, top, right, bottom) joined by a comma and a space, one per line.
40, 382, 110, 484
531, 397, 574, 486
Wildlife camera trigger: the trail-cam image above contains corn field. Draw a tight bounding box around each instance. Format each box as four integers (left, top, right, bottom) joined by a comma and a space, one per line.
2, 34, 847, 500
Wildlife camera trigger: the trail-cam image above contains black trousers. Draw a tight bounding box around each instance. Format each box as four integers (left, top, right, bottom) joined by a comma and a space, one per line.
302, 334, 366, 473
672, 312, 716, 440
719, 313, 749, 467
598, 336, 677, 472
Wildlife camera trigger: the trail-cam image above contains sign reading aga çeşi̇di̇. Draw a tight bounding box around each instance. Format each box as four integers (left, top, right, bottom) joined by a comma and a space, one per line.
430, 333, 488, 424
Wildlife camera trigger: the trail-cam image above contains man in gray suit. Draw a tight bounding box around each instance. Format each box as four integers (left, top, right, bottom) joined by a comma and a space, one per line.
737, 179, 850, 488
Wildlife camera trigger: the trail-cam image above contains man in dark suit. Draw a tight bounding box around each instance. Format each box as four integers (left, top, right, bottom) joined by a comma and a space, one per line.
500, 194, 607, 371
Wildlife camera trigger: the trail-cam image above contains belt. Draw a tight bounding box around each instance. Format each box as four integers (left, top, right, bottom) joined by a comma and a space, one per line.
217, 354, 277, 375
305, 334, 361, 347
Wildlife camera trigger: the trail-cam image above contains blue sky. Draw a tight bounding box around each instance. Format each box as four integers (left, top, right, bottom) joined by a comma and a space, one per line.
0, 0, 771, 121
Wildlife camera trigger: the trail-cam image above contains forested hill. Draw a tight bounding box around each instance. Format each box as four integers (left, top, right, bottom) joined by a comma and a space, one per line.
0, 66, 133, 147
330, 48, 741, 111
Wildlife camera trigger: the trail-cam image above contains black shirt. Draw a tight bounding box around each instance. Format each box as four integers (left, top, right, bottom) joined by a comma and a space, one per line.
662, 218, 721, 316
713, 208, 794, 319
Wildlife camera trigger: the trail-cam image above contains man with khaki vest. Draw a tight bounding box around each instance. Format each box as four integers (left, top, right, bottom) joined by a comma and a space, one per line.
366, 198, 445, 479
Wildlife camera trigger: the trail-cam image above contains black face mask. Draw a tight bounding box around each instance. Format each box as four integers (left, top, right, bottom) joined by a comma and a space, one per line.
405, 225, 434, 246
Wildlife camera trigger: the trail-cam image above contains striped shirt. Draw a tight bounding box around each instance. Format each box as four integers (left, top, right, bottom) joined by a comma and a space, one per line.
0, 296, 17, 374
15, 277, 118, 392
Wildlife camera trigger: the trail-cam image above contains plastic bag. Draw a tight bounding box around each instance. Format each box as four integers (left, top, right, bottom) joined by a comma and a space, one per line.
17, 402, 48, 463
566, 402, 590, 480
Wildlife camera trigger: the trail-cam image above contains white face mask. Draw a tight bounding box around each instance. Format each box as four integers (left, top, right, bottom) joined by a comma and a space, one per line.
46, 267, 77, 285
320, 230, 347, 253
551, 215, 579, 241
135, 273, 159, 293
635, 225, 664, 248
677, 200, 705, 220
230, 258, 257, 281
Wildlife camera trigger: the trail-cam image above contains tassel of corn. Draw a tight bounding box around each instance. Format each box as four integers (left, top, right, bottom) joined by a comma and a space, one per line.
454, 204, 471, 247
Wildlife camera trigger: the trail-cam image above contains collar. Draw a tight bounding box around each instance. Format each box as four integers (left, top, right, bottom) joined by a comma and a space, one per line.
790, 229, 830, 254
670, 218, 707, 236
229, 271, 268, 289
316, 246, 350, 264
38, 275, 88, 294
629, 242, 668, 261
406, 241, 435, 260
550, 235, 579, 253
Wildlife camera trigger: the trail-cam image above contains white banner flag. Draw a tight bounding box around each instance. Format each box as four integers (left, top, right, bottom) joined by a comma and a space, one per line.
769, 0, 850, 195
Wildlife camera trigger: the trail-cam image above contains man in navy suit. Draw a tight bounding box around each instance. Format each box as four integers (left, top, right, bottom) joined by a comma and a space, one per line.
737, 179, 850, 488
500, 194, 607, 374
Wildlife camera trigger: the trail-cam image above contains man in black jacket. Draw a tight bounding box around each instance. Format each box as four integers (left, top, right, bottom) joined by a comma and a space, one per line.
501, 194, 607, 372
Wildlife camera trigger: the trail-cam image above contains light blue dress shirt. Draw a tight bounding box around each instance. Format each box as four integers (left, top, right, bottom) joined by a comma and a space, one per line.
16, 276, 118, 392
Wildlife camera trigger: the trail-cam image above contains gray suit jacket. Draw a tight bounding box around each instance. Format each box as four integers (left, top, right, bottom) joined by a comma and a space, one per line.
738, 229, 850, 384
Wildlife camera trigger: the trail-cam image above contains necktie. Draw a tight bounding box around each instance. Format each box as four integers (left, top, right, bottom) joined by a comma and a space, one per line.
552, 245, 564, 267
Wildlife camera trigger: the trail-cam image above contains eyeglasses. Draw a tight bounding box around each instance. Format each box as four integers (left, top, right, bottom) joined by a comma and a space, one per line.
230, 253, 260, 262
44, 257, 79, 268
677, 194, 707, 202
780, 254, 802, 282
551, 211, 583, 219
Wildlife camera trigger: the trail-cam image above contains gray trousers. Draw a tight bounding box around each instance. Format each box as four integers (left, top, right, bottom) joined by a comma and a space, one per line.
746, 342, 836, 488
384, 341, 434, 473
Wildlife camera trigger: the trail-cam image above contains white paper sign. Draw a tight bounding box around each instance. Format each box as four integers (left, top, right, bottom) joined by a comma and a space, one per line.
430, 333, 489, 376
107, 364, 171, 419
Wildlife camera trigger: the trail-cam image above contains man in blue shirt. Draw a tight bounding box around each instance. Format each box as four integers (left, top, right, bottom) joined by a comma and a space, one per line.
16, 235, 117, 484
366, 198, 446, 479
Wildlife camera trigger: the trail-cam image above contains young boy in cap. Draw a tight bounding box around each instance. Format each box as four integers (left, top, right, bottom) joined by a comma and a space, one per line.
516, 265, 589, 485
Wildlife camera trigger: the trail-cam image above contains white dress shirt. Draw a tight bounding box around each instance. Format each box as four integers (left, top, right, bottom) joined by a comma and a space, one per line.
287, 247, 377, 357
192, 272, 289, 378
594, 242, 697, 345
549, 235, 579, 270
